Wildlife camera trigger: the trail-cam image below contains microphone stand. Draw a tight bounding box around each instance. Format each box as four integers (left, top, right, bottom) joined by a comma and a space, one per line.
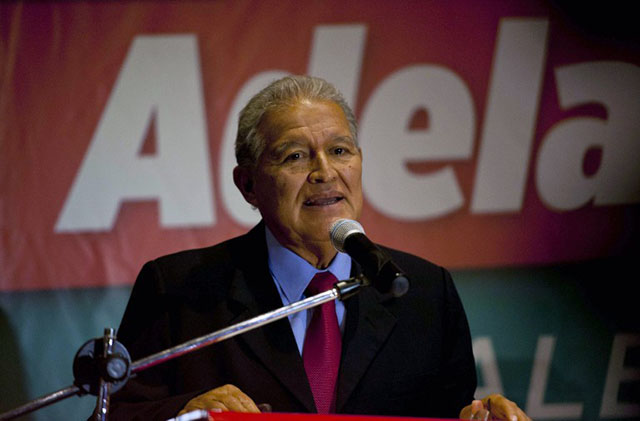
0, 274, 367, 421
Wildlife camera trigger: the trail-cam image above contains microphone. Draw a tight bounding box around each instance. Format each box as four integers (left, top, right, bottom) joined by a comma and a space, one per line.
330, 219, 409, 297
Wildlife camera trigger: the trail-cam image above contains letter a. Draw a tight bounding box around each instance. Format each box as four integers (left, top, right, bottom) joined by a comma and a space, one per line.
56, 35, 214, 232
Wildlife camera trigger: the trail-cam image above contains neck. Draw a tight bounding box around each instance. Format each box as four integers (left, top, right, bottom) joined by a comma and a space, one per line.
265, 223, 339, 269
287, 241, 337, 269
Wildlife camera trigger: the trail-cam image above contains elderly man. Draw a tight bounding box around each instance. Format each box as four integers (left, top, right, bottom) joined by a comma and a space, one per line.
110, 75, 529, 421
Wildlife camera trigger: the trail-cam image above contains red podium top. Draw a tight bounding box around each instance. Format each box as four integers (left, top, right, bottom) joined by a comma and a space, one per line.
206, 412, 456, 421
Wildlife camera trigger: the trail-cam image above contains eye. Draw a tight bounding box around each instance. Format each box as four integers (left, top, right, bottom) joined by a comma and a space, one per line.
332, 145, 353, 156
285, 152, 302, 162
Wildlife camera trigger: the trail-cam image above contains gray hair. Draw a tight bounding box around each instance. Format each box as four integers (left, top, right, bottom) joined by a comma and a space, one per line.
235, 75, 358, 168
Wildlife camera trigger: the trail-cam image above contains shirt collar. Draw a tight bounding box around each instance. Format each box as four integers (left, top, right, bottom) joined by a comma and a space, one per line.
265, 226, 352, 303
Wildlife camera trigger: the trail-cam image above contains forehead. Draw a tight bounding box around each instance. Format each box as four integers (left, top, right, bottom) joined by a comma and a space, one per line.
258, 99, 352, 145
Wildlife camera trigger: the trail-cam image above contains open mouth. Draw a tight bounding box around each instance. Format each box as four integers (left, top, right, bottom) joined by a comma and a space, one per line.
303, 196, 344, 206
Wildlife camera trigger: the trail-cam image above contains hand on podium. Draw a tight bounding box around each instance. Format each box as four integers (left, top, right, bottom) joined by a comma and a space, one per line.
459, 394, 530, 421
178, 384, 261, 415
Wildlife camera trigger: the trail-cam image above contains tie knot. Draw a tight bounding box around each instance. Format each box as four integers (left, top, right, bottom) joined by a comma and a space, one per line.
306, 271, 338, 295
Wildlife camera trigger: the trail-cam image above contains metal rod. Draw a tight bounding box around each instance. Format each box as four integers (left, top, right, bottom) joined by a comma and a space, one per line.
0, 276, 365, 420
94, 328, 116, 421
0, 385, 81, 421
132, 287, 341, 372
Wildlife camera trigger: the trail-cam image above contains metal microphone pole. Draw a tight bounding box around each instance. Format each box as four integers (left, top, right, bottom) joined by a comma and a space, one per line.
0, 275, 367, 421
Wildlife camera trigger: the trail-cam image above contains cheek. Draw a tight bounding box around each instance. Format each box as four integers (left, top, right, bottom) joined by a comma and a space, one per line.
268, 174, 304, 203
344, 164, 363, 188
254, 175, 281, 205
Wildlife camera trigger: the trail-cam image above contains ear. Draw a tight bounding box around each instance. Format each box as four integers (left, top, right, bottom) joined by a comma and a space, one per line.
233, 165, 259, 207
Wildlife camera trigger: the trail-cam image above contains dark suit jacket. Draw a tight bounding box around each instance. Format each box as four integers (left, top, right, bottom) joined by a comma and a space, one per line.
110, 223, 476, 420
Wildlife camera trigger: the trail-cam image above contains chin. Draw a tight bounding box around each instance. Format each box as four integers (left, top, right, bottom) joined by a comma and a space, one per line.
297, 220, 335, 242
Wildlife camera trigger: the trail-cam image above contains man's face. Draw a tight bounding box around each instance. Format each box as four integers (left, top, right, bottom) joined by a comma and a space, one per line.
242, 99, 363, 254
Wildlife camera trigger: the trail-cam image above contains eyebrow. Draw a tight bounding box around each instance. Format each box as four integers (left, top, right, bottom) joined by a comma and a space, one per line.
332, 135, 357, 146
268, 140, 306, 158
268, 135, 357, 158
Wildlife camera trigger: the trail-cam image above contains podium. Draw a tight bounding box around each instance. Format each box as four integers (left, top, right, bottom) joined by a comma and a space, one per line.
168, 411, 457, 421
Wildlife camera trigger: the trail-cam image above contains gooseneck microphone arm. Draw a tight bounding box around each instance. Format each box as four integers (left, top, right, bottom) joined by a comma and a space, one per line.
0, 275, 366, 421
130, 275, 363, 373
1, 219, 409, 420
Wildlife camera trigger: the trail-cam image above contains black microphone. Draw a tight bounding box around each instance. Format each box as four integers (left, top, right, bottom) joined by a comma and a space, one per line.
330, 219, 409, 297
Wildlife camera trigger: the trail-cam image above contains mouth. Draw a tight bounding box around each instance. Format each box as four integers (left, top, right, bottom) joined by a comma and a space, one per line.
303, 195, 344, 207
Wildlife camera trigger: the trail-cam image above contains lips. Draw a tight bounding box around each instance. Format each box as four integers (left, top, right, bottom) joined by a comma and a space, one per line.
303, 193, 344, 206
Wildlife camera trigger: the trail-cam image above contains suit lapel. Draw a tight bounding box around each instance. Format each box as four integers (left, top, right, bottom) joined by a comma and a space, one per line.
336, 265, 398, 412
221, 224, 397, 413
226, 224, 316, 412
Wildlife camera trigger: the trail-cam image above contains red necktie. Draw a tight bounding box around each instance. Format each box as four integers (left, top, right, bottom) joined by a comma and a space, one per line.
302, 271, 341, 413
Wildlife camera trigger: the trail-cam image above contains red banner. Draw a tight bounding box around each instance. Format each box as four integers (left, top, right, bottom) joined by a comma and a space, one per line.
1, 1, 638, 291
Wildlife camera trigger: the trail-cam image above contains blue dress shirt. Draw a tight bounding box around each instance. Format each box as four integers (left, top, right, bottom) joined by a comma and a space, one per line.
265, 227, 351, 354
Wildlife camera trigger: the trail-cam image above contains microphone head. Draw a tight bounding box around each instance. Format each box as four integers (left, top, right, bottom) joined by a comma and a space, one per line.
330, 219, 365, 253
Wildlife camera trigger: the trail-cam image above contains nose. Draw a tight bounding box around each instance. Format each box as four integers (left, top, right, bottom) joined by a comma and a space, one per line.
308, 153, 336, 183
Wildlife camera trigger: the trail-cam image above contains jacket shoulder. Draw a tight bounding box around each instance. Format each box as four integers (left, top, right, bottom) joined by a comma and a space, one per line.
138, 226, 264, 294
382, 246, 449, 283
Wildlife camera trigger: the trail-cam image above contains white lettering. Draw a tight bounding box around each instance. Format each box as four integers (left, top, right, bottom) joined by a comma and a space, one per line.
472, 19, 549, 212
473, 337, 505, 398
536, 62, 640, 210
600, 334, 640, 418
56, 35, 214, 231
525, 335, 583, 419
307, 24, 367, 108
360, 65, 475, 219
